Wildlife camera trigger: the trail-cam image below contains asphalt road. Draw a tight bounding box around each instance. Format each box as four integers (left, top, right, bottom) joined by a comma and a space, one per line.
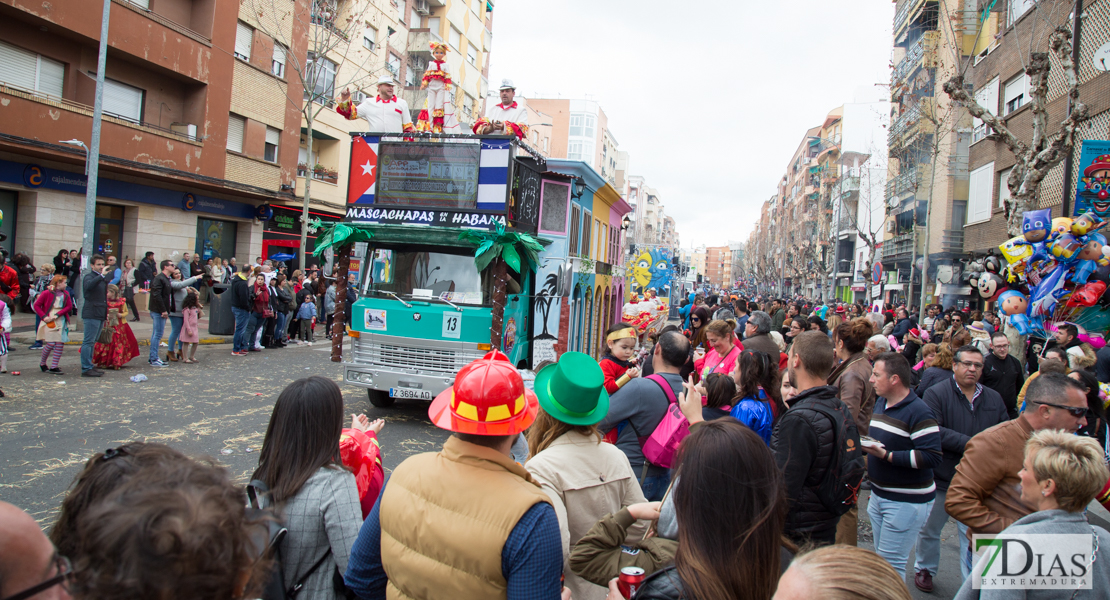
0, 338, 967, 598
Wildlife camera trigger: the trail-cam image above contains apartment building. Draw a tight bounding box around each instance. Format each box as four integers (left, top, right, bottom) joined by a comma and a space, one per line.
0, 0, 302, 269
526, 98, 621, 185
884, 0, 975, 307
705, 245, 731, 289
964, 0, 1110, 260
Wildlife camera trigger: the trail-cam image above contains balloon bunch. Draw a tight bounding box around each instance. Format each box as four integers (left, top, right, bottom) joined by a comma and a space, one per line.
978, 209, 1110, 336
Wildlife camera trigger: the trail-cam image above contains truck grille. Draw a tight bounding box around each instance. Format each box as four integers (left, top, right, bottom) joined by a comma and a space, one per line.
353, 338, 484, 375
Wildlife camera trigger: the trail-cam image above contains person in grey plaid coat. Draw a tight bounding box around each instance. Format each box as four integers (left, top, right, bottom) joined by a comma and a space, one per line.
252, 376, 363, 599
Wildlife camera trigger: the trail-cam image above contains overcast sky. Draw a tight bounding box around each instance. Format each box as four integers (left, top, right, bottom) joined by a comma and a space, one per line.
487, 0, 895, 248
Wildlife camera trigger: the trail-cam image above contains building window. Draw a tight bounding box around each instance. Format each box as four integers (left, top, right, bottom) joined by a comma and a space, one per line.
363, 26, 376, 51
410, 9, 421, 28
305, 53, 336, 104
0, 40, 65, 98
467, 43, 477, 66
972, 77, 998, 143
405, 63, 416, 86
582, 210, 592, 259
448, 27, 461, 50
264, 127, 280, 162
569, 113, 596, 138
998, 166, 1013, 208
272, 44, 286, 78
427, 17, 441, 34
1008, 0, 1036, 25
387, 54, 401, 77
569, 204, 581, 256
967, 162, 995, 225
1003, 73, 1029, 115
227, 113, 246, 153
103, 79, 144, 123
235, 22, 253, 61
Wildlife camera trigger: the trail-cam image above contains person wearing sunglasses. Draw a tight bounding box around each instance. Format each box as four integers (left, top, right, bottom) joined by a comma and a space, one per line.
946, 372, 1091, 582
0, 500, 72, 600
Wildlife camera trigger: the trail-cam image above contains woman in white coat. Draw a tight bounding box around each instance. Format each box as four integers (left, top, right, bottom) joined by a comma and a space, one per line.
525, 351, 647, 600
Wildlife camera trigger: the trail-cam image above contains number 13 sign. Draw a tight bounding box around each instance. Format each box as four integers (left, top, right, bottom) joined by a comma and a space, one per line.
442, 311, 462, 339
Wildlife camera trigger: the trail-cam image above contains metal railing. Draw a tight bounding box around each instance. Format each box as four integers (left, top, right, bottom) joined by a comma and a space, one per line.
893, 36, 925, 84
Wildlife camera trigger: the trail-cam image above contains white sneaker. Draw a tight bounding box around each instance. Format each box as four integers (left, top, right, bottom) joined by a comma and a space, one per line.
149, 359, 167, 367
159, 342, 168, 347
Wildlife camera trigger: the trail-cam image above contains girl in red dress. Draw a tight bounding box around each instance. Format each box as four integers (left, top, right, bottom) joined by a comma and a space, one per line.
93, 284, 140, 369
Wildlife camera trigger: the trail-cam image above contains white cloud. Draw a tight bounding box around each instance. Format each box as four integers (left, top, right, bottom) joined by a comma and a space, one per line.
488, 0, 894, 247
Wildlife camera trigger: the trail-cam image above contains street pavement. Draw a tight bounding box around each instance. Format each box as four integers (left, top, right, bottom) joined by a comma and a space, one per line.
3, 328, 1078, 600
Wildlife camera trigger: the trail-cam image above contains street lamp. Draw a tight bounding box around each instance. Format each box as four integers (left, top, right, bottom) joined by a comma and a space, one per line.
572, 177, 586, 200
60, 139, 89, 175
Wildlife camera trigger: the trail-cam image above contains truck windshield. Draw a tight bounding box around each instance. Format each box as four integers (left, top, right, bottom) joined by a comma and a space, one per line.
363, 248, 492, 305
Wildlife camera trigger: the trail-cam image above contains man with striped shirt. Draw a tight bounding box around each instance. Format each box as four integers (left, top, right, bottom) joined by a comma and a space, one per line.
864, 352, 943, 580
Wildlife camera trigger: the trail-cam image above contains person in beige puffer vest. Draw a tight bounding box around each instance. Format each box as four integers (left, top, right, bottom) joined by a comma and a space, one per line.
343, 351, 569, 600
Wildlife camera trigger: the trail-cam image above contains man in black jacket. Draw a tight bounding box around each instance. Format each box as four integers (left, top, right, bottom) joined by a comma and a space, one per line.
146, 260, 178, 366
980, 332, 1025, 418
771, 330, 848, 547
80, 254, 109, 377
911, 345, 1008, 593
136, 252, 156, 291
230, 264, 253, 355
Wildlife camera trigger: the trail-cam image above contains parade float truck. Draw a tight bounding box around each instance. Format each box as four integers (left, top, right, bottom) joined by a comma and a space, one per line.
340, 132, 551, 407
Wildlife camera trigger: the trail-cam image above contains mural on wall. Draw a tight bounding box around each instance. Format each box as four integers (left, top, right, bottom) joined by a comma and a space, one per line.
1074, 140, 1110, 220
532, 236, 570, 366
626, 247, 674, 298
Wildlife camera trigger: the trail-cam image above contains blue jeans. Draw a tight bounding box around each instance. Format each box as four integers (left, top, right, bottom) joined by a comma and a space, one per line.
914, 486, 969, 577
640, 472, 671, 502
247, 312, 266, 348
274, 312, 287, 344
150, 313, 166, 362
81, 318, 103, 372
868, 493, 933, 581
231, 307, 250, 352
961, 531, 975, 580
167, 316, 184, 354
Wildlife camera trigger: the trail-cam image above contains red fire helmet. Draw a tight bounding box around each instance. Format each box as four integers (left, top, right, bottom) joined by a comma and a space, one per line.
428, 351, 538, 436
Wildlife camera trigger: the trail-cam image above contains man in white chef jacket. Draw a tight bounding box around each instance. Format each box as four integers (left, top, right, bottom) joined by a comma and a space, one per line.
473, 79, 529, 139
336, 75, 414, 133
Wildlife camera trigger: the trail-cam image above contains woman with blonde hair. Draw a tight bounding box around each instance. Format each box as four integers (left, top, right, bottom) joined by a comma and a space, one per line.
693, 319, 740, 382
914, 343, 955, 396
774, 545, 911, 600
954, 428, 1110, 598
526, 352, 645, 600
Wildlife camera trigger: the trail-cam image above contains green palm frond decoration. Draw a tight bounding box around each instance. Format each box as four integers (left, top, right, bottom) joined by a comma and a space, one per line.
457, 221, 543, 273
312, 219, 374, 257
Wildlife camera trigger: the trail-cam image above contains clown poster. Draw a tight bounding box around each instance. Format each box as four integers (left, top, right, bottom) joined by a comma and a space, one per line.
1074, 140, 1110, 219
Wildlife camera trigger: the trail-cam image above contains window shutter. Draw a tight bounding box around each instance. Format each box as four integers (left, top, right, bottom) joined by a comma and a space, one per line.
37, 56, 64, 98
130, 0, 150, 8
103, 79, 143, 123
998, 167, 1013, 208
265, 127, 280, 146
272, 44, 285, 77
968, 162, 994, 224
235, 22, 253, 60
0, 40, 38, 91
227, 114, 245, 152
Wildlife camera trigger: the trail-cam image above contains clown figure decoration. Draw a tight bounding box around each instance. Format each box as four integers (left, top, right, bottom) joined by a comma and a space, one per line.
416, 42, 462, 134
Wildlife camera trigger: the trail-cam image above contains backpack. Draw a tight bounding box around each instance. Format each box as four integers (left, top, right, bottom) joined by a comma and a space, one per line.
807, 401, 866, 517
639, 374, 690, 471
246, 480, 338, 600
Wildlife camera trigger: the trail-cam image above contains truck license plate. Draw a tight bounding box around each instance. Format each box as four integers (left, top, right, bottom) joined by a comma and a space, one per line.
389, 388, 432, 400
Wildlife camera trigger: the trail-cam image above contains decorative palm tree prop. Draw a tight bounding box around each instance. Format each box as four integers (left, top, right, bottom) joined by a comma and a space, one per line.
458, 222, 543, 350
311, 220, 374, 362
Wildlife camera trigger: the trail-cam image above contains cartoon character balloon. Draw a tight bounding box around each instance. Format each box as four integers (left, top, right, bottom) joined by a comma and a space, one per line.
1072, 211, 1107, 237
1022, 209, 1053, 243
1067, 281, 1108, 308
997, 290, 1033, 335
976, 272, 1006, 300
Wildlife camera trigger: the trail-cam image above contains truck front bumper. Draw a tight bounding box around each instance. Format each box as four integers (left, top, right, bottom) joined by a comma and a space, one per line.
343, 363, 458, 400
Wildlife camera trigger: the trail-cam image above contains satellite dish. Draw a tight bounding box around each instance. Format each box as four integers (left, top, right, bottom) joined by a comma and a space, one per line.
1094, 42, 1110, 72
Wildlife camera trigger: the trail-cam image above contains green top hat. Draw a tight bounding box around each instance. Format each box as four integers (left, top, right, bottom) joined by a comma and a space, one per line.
534, 352, 610, 426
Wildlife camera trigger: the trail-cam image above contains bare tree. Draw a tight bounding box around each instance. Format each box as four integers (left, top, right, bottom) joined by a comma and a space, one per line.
840, 150, 888, 305
244, 0, 392, 265
943, 24, 1086, 237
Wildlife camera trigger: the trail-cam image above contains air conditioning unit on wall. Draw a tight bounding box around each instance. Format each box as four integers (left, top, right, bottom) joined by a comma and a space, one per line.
415, 0, 430, 15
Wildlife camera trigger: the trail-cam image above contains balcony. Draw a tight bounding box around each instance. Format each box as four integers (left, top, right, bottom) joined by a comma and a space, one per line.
840, 176, 860, 198
892, 31, 940, 86
884, 232, 917, 262
888, 98, 935, 148
894, 0, 932, 39
942, 229, 965, 254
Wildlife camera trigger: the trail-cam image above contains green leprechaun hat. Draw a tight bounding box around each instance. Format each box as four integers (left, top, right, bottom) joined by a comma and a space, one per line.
533, 352, 610, 426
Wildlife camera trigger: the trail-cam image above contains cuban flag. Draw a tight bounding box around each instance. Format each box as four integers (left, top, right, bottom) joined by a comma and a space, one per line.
348, 135, 380, 205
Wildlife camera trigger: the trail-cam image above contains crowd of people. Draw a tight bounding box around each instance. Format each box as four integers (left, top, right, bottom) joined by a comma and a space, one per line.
6, 289, 1110, 600
14, 249, 352, 373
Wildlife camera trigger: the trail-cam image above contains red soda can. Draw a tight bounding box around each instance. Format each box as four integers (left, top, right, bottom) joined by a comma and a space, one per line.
617, 566, 645, 598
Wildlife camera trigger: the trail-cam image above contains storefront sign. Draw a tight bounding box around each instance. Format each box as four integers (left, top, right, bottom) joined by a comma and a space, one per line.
375, 142, 480, 209
344, 206, 507, 228
265, 206, 341, 236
